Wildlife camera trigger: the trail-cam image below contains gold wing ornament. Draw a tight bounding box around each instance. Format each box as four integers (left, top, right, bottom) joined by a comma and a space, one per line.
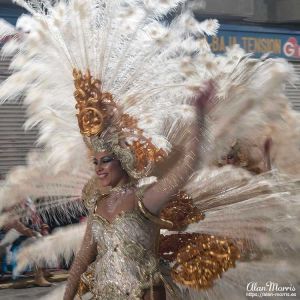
159, 191, 243, 291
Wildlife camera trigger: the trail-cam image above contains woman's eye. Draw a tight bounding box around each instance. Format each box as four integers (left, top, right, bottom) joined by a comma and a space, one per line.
101, 157, 114, 163
92, 159, 98, 165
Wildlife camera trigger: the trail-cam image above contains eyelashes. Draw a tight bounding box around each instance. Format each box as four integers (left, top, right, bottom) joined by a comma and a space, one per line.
102, 157, 114, 163
92, 156, 115, 165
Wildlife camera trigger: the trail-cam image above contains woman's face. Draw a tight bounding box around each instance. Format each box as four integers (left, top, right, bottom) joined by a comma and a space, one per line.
92, 151, 128, 188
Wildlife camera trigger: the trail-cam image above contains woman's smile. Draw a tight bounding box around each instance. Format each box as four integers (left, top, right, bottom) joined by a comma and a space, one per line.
96, 171, 108, 179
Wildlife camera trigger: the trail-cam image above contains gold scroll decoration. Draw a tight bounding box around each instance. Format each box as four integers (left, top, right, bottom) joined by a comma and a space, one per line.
73, 69, 115, 137
160, 191, 205, 230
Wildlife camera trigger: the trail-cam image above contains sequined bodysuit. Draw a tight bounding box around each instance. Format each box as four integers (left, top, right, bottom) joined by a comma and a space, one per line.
78, 181, 162, 300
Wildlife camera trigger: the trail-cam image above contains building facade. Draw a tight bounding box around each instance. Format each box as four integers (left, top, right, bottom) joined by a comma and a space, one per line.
192, 0, 300, 110
0, 2, 35, 177
207, 24, 300, 110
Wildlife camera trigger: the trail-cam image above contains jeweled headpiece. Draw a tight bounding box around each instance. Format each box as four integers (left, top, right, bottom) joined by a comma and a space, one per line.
73, 69, 167, 178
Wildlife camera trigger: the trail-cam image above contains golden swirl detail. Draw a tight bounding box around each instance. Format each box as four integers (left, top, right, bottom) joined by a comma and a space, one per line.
73, 68, 115, 137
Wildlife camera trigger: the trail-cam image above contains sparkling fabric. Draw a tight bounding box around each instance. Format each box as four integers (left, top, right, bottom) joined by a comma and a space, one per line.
85, 211, 161, 299
64, 180, 164, 300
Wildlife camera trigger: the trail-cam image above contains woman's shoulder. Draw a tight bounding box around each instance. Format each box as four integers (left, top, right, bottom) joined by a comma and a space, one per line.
82, 177, 99, 213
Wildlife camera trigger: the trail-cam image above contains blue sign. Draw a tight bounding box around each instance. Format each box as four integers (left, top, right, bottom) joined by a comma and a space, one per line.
0, 5, 25, 25
208, 24, 300, 61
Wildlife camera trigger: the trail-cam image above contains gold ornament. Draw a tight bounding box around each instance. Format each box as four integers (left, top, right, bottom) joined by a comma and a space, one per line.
160, 191, 205, 230
159, 233, 240, 290
73, 68, 115, 137
159, 192, 240, 291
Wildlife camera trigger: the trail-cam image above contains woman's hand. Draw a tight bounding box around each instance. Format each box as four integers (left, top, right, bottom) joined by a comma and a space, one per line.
194, 80, 215, 112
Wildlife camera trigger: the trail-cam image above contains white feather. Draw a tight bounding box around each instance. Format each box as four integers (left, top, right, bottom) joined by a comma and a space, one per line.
16, 222, 86, 274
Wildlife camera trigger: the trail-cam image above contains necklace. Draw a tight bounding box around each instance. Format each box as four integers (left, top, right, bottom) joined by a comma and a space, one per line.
109, 182, 136, 195
96, 181, 137, 213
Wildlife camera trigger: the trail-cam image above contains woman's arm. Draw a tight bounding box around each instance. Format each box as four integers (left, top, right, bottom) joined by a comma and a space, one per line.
142, 82, 214, 214
63, 218, 96, 300
264, 137, 272, 171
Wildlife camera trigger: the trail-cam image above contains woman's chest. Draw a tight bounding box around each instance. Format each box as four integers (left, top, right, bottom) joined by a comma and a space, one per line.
91, 211, 159, 251
94, 192, 137, 223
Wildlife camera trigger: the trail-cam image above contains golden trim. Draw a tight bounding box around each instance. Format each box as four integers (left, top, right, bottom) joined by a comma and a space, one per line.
137, 199, 173, 230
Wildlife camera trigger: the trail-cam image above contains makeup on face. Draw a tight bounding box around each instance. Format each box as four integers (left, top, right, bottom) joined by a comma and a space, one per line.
92, 151, 128, 188
92, 155, 115, 166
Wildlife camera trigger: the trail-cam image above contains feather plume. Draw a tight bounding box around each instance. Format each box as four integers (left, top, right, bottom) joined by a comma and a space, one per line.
16, 222, 86, 274
1, 0, 217, 174
182, 166, 300, 259
0, 150, 91, 221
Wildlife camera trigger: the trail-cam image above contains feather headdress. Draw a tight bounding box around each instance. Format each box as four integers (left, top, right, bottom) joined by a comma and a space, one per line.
0, 0, 221, 178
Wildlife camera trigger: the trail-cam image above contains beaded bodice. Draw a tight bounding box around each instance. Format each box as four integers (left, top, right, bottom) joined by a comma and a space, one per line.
90, 211, 160, 299
80, 179, 161, 299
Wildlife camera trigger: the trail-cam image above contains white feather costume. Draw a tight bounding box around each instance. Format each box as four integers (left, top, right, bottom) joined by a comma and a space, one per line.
0, 0, 299, 300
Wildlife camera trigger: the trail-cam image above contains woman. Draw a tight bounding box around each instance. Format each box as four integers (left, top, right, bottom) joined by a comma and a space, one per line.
63, 82, 212, 300
0, 1, 299, 300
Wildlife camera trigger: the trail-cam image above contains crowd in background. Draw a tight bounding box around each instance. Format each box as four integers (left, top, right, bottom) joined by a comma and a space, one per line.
0, 189, 86, 287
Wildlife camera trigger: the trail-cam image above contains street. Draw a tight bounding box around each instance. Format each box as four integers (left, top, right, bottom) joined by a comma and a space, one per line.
0, 271, 67, 300
0, 283, 64, 300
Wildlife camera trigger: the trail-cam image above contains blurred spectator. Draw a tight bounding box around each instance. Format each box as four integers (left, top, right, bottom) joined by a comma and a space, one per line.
0, 200, 52, 287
